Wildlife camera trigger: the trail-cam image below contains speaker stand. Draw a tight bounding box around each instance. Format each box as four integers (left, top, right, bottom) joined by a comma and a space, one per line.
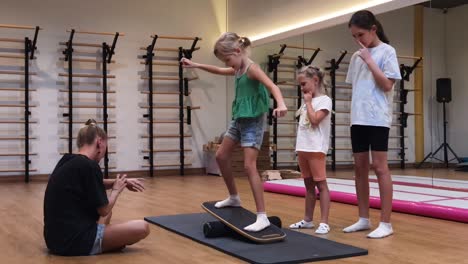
417, 102, 461, 168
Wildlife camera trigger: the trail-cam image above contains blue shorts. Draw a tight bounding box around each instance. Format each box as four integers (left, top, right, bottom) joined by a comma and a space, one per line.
224, 114, 266, 150
89, 224, 105, 255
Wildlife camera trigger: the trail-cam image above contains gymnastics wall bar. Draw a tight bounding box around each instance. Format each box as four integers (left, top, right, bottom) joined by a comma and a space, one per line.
141, 34, 201, 177
398, 56, 422, 169
267, 44, 321, 169
0, 24, 41, 182
326, 50, 348, 170
59, 29, 122, 178
267, 45, 286, 169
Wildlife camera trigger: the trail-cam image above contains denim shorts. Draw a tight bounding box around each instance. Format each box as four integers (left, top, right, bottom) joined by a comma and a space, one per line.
89, 224, 105, 255
224, 113, 266, 150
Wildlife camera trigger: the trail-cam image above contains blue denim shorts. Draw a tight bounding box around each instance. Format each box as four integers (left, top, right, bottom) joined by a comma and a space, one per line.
224, 113, 266, 150
89, 224, 105, 255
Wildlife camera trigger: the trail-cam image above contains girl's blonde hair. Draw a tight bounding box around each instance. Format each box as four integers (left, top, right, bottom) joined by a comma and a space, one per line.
213, 32, 251, 59
297, 65, 328, 96
76, 119, 107, 148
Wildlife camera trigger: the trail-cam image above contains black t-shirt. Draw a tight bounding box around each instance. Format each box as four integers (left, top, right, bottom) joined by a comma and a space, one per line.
43, 154, 109, 256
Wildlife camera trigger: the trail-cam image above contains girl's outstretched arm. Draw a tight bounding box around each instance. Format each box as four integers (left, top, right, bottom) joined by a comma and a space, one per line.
248, 64, 288, 117
181, 58, 235, 76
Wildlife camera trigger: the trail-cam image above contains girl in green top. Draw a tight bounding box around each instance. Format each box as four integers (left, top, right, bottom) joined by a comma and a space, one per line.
181, 32, 287, 232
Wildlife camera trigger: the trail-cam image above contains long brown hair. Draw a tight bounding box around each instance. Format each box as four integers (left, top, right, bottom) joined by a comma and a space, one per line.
348, 10, 389, 44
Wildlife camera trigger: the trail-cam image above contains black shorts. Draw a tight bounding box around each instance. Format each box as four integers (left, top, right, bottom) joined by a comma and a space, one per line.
350, 125, 390, 153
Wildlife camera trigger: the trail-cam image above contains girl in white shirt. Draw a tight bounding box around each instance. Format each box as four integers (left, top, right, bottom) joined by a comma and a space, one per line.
343, 10, 401, 239
289, 66, 332, 234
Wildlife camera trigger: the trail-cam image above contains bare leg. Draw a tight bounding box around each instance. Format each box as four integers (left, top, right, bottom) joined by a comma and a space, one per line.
243, 147, 264, 212
366, 151, 394, 238
314, 180, 331, 234
315, 181, 330, 224
353, 152, 371, 218
214, 136, 243, 208
243, 147, 270, 232
215, 136, 239, 196
343, 152, 372, 233
288, 152, 316, 229
303, 178, 317, 222
297, 152, 315, 222
371, 151, 393, 223
307, 153, 329, 224
305, 153, 331, 234
101, 220, 150, 253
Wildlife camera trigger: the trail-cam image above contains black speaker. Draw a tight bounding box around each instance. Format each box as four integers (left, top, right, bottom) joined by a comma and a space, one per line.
437, 78, 452, 103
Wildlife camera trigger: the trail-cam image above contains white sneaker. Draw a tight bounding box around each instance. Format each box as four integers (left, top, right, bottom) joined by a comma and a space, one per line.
289, 220, 314, 229
315, 223, 330, 234
367, 222, 393, 239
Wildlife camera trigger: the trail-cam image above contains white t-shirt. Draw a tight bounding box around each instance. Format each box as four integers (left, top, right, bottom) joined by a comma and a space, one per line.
345, 42, 402, 128
295, 95, 332, 154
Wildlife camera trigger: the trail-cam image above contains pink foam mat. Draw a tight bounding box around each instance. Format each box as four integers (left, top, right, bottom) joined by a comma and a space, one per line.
264, 180, 468, 223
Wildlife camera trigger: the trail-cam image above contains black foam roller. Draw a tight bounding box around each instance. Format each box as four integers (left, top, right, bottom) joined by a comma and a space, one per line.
269, 216, 282, 228
203, 220, 231, 238
203, 216, 282, 238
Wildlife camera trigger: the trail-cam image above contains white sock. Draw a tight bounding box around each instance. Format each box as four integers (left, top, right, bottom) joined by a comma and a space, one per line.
343, 217, 371, 233
214, 194, 241, 208
367, 222, 393, 239
244, 212, 270, 232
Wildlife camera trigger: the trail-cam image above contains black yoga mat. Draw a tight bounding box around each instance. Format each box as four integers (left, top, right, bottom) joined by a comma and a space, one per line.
145, 213, 368, 264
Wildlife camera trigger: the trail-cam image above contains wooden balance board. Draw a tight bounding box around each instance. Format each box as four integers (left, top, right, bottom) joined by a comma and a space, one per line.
201, 201, 286, 243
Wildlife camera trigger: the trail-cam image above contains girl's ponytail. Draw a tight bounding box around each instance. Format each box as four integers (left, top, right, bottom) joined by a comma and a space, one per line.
349, 10, 389, 44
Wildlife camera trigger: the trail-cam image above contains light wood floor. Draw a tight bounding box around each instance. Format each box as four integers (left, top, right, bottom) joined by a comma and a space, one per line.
2, 174, 467, 264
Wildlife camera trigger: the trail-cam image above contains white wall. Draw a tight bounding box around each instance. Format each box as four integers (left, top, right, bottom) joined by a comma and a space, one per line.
227, 0, 427, 45
228, 0, 366, 37
0, 0, 228, 175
